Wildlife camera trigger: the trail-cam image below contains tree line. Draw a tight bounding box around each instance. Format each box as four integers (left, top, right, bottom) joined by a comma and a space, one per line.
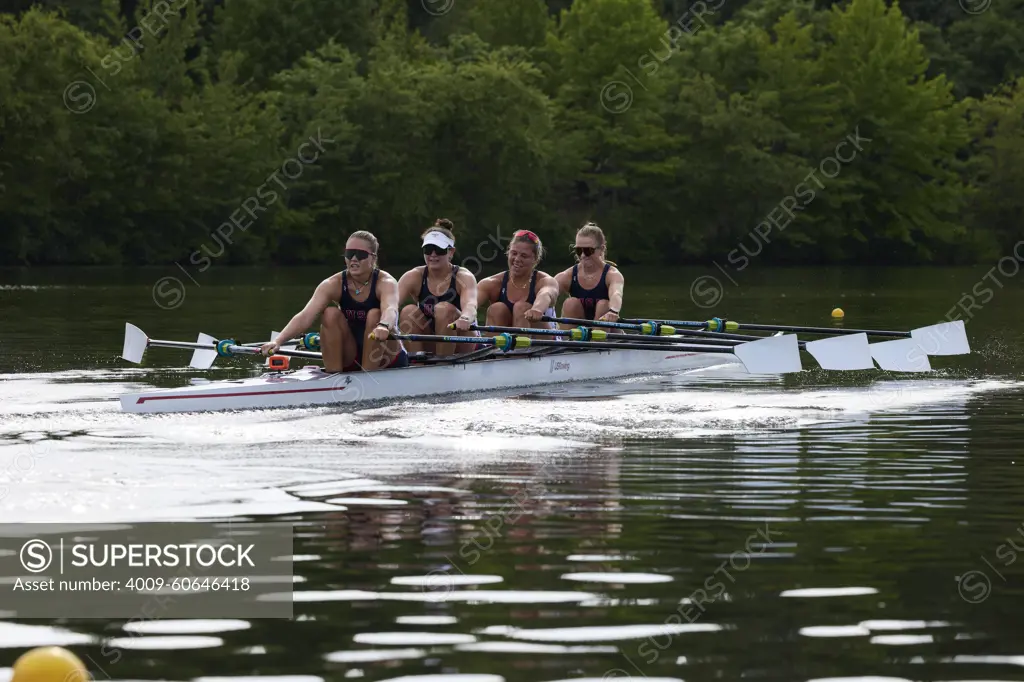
0, 0, 1022, 267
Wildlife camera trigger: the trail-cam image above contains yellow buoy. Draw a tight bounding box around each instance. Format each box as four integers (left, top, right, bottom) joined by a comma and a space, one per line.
11, 647, 90, 682
831, 307, 845, 319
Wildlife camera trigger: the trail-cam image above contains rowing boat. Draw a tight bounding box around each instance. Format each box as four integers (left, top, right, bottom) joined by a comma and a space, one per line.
116, 318, 971, 414
120, 345, 743, 414
117, 321, 808, 413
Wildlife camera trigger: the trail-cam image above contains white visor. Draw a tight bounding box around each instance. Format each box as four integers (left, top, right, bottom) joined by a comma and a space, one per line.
422, 230, 455, 250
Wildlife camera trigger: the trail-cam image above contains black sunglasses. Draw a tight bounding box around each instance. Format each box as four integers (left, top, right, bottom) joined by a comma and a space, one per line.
575, 246, 596, 257
422, 244, 449, 256
344, 248, 373, 261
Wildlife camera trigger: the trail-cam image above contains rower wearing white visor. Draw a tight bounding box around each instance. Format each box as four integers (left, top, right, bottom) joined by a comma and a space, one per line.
397, 218, 480, 356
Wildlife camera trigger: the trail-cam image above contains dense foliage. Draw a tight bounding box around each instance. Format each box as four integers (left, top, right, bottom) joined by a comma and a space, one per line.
1, 0, 1021, 266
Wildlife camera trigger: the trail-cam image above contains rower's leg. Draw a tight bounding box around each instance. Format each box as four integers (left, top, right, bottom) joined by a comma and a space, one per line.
484, 303, 511, 337
398, 304, 431, 354
431, 302, 463, 355
559, 297, 585, 330
362, 309, 403, 370
321, 306, 357, 373
512, 301, 535, 331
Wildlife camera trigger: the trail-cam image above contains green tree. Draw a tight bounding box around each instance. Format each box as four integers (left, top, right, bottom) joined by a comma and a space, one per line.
962, 78, 1024, 259
815, 0, 970, 261
208, 0, 377, 88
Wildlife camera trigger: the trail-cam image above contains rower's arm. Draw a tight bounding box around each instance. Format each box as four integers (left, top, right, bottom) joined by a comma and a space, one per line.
476, 275, 498, 306
274, 277, 337, 343
607, 268, 625, 314
376, 272, 401, 330
553, 268, 572, 302
396, 268, 420, 308
456, 267, 480, 322
531, 272, 560, 314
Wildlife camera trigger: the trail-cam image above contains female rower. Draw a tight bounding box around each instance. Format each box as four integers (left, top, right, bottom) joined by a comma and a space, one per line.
554, 222, 624, 327
397, 218, 480, 356
477, 229, 560, 332
260, 230, 408, 372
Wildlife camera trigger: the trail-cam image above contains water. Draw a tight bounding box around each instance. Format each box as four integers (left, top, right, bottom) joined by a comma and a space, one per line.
3, 265, 1024, 682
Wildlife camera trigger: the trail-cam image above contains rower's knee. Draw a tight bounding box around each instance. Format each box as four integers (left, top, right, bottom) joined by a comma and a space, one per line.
364, 309, 382, 338
399, 303, 419, 327
322, 306, 353, 337
322, 306, 343, 326
485, 304, 511, 326
512, 301, 533, 326
433, 302, 458, 323
562, 297, 584, 318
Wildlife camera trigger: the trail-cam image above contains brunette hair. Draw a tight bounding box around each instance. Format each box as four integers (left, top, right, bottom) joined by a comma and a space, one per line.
422, 218, 456, 242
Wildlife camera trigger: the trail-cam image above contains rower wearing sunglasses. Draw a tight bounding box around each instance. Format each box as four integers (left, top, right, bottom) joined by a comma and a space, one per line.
477, 229, 559, 332
260, 230, 409, 373
396, 218, 480, 356
554, 222, 624, 325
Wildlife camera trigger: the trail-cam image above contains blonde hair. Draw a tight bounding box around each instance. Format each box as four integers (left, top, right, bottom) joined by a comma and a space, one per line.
348, 230, 379, 255
508, 229, 545, 261
574, 222, 616, 265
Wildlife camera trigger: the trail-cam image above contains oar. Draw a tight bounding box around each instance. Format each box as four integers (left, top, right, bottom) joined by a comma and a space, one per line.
540, 315, 681, 336
120, 323, 323, 370
381, 331, 803, 375
461, 323, 759, 348
620, 316, 970, 356
536, 318, 879, 371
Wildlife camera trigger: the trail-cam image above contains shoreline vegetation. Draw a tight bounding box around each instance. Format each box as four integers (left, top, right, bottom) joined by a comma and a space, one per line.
1, 0, 1022, 267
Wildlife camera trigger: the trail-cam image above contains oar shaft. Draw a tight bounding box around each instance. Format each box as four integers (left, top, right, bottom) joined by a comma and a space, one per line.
622, 317, 911, 338
150, 338, 322, 360
524, 338, 739, 354
465, 325, 566, 337
398, 332, 739, 355
393, 333, 488, 345
541, 315, 643, 331
231, 346, 323, 360
148, 339, 215, 351
729, 322, 910, 337
470, 324, 750, 348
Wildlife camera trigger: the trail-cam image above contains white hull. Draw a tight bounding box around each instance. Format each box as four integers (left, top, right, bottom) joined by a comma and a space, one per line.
119, 348, 735, 414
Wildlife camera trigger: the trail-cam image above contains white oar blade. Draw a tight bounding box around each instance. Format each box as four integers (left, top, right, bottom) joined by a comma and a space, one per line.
734, 333, 803, 374
910, 320, 970, 356
122, 323, 148, 363
189, 334, 218, 370
804, 333, 874, 370
869, 338, 932, 372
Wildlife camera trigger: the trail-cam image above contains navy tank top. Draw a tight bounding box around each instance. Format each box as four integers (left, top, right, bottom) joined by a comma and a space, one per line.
569, 263, 611, 319
339, 268, 380, 329
498, 270, 537, 313
418, 265, 461, 319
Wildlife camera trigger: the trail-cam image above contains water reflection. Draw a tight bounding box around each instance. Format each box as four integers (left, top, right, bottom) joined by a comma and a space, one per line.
3, 341, 1024, 680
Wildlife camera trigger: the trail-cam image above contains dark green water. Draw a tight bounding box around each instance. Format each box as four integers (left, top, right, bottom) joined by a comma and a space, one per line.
2, 265, 1024, 682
